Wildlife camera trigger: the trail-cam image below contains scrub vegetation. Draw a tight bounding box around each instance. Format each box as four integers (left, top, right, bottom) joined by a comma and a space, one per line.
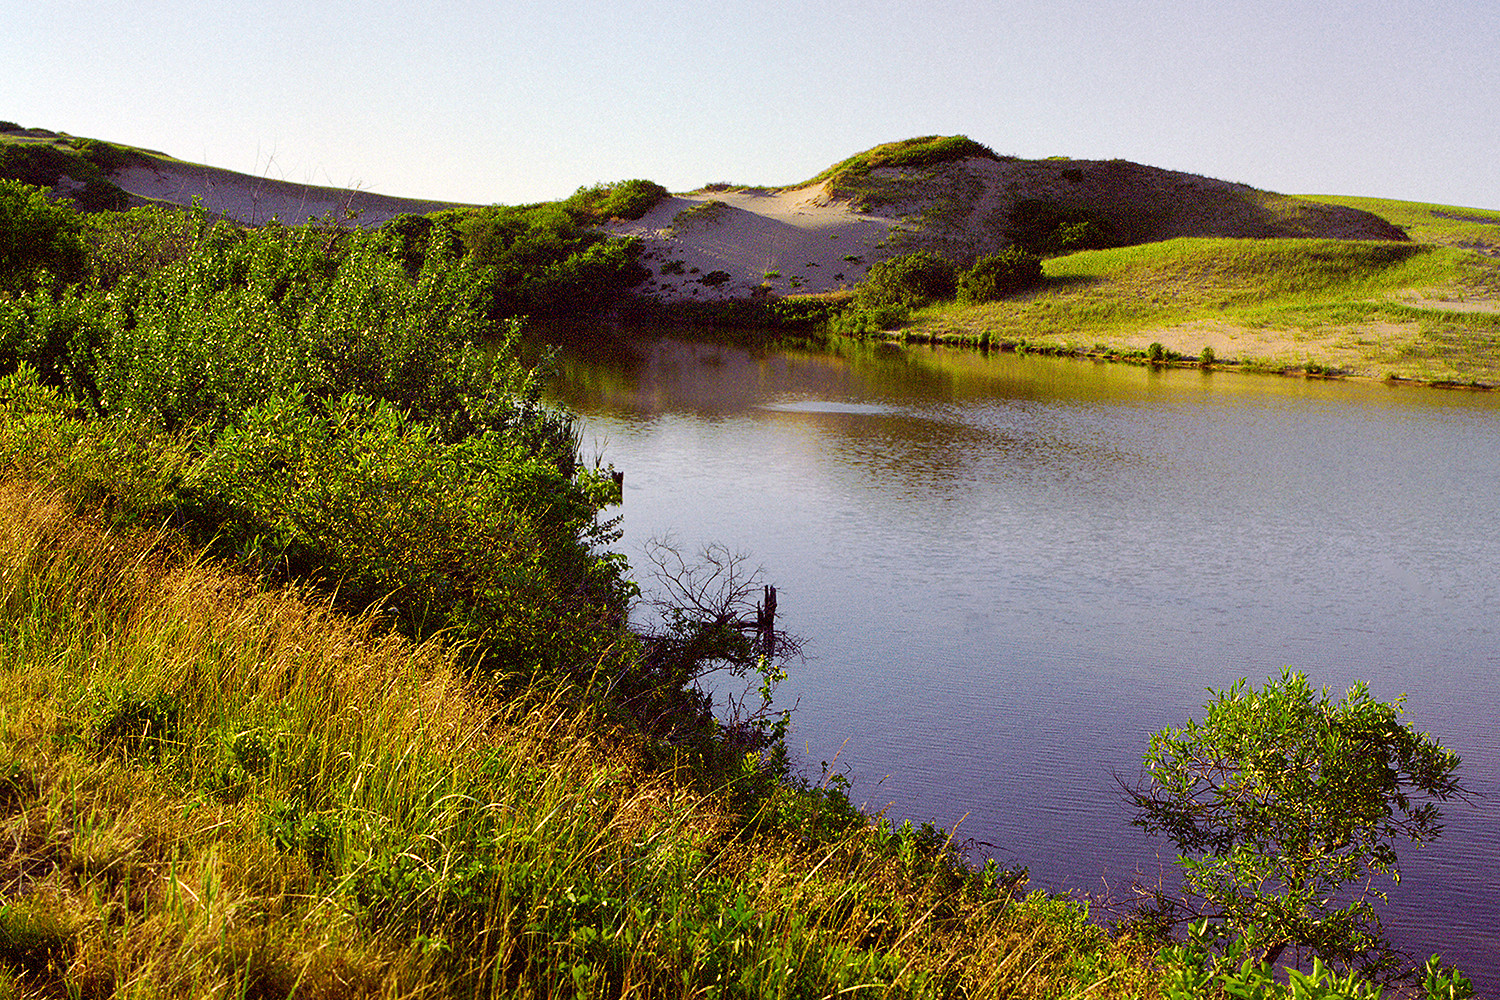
0, 168, 1478, 996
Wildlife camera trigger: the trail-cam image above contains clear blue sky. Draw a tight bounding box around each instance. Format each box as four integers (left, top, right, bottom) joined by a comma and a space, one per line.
7, 0, 1497, 210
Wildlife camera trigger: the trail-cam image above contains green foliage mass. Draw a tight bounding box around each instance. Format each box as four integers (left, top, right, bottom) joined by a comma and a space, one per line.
1127, 670, 1464, 975
858, 250, 959, 309
0, 179, 88, 295
0, 136, 133, 211
561, 178, 668, 223
833, 247, 1044, 332
1007, 199, 1118, 256
0, 199, 633, 682
957, 246, 1045, 303
451, 202, 650, 318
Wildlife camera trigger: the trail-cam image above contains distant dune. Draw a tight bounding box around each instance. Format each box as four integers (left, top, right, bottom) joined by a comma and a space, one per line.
606, 154, 1407, 302
9, 128, 1413, 303
111, 156, 464, 227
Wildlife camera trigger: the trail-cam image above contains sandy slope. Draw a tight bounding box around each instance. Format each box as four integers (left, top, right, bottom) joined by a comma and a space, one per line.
113, 158, 463, 227
607, 155, 1410, 304
605, 185, 900, 301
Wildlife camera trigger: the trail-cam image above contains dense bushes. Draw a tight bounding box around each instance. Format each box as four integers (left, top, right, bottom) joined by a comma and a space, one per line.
188, 391, 628, 671
562, 178, 668, 223
859, 249, 958, 308
1007, 199, 1116, 256
454, 203, 649, 318
957, 246, 1045, 303
832, 246, 1044, 331
0, 201, 635, 682
0, 138, 133, 211
0, 179, 88, 295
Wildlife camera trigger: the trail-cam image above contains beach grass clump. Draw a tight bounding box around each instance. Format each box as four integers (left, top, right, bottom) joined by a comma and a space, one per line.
794, 136, 1003, 209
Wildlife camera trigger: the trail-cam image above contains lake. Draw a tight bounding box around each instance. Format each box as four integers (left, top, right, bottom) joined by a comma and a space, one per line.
547, 331, 1500, 992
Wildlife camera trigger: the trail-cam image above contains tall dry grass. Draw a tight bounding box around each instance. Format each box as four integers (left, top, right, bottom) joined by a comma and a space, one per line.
0, 480, 1165, 998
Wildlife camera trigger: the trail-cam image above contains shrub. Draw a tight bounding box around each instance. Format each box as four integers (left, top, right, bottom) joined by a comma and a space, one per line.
187, 391, 629, 673
0, 142, 79, 188
0, 179, 88, 295
1125, 670, 1464, 974
83, 204, 205, 287
457, 204, 648, 319
1007, 200, 1116, 256
562, 179, 668, 223
956, 246, 1044, 303
858, 250, 957, 308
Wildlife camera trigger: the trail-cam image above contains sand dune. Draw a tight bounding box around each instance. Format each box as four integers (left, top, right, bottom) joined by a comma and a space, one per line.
113, 158, 460, 227
101, 145, 1409, 305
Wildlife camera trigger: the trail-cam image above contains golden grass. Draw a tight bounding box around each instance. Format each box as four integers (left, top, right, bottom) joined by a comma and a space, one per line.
0, 479, 1174, 998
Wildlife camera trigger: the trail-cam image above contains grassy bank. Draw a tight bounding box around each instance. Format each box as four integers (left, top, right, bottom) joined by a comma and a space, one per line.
891, 236, 1500, 384
0, 481, 1166, 998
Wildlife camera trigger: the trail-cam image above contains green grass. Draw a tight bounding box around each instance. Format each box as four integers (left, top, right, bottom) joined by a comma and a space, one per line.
787, 136, 1002, 209
1299, 194, 1500, 251
907, 237, 1500, 383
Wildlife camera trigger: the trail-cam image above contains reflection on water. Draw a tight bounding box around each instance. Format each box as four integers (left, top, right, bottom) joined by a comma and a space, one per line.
549, 331, 1500, 991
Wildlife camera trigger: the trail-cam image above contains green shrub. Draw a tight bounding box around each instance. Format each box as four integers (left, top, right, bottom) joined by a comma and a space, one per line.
562, 179, 668, 223
956, 246, 1044, 303
1007, 200, 1117, 256
858, 250, 957, 308
187, 391, 629, 674
0, 142, 78, 189
457, 204, 648, 319
1127, 670, 1464, 974
83, 204, 204, 287
0, 179, 87, 295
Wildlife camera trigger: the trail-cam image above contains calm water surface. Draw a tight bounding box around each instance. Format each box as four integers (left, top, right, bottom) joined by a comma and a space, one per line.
549, 332, 1500, 992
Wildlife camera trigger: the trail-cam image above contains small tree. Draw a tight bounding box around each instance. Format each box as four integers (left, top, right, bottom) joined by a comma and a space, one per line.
1125, 670, 1463, 974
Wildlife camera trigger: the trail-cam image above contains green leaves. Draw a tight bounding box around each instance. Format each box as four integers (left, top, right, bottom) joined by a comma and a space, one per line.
0, 179, 88, 296
1129, 669, 1463, 972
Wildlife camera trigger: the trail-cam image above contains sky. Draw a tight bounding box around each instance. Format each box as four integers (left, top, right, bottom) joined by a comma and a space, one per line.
6, 0, 1497, 210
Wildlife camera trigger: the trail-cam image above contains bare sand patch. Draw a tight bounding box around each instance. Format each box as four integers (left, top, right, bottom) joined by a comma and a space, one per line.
604, 184, 901, 302
113, 159, 462, 226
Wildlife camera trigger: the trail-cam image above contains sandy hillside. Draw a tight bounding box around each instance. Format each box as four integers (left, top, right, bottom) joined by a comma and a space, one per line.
94, 140, 1411, 307
606, 186, 899, 301
112, 158, 463, 226
608, 156, 1409, 303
